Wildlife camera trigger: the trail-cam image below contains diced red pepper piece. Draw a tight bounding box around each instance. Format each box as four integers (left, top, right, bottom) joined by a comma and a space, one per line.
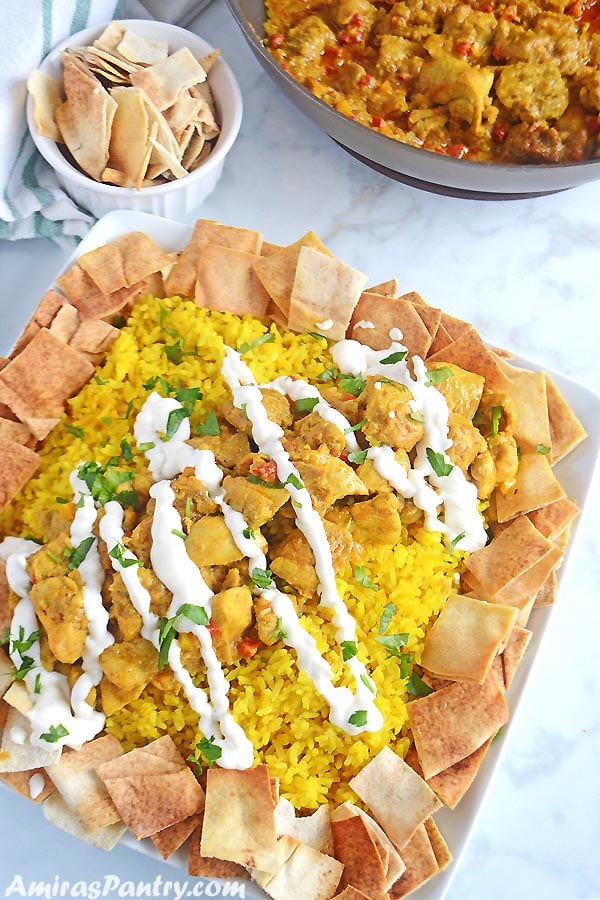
238, 637, 260, 658
444, 143, 468, 158
492, 45, 505, 60
360, 73, 375, 88
453, 40, 472, 57
269, 32, 285, 49
250, 459, 279, 483
371, 115, 384, 127
207, 622, 221, 638
492, 122, 509, 142
350, 13, 363, 25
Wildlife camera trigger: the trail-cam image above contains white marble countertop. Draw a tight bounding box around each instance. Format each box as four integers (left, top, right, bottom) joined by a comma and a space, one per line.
1, 2, 599, 898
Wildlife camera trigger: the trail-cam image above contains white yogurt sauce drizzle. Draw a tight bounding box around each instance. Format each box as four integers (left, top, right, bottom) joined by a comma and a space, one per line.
222, 348, 383, 734
0, 536, 105, 751
331, 340, 487, 552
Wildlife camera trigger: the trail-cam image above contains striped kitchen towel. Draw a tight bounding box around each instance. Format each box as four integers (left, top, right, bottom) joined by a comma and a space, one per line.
0, 0, 207, 247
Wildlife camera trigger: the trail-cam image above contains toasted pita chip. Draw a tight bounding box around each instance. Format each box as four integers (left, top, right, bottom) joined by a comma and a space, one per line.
534, 569, 557, 607
55, 57, 116, 179
117, 29, 168, 65
69, 319, 119, 361
0, 439, 40, 512
407, 671, 508, 780
413, 303, 442, 341
528, 497, 579, 542
27, 69, 62, 140
421, 594, 517, 683
331, 802, 405, 889
107, 86, 150, 189
94, 22, 125, 52
0, 709, 62, 772
164, 90, 204, 135
495, 452, 566, 522
130, 47, 206, 110
505, 370, 552, 457
43, 793, 126, 849
114, 232, 174, 285
151, 812, 202, 859
502, 627, 532, 689
544, 375, 587, 463
350, 293, 432, 357
201, 765, 278, 872
10, 289, 66, 358
97, 735, 185, 777
253, 232, 331, 319
389, 823, 439, 898
332, 814, 388, 900
288, 246, 367, 341
349, 746, 440, 850
275, 797, 333, 855
1, 767, 55, 803
46, 734, 123, 831
148, 135, 188, 179
259, 840, 344, 900
0, 329, 93, 440
48, 303, 79, 344
251, 834, 300, 889
426, 322, 453, 356
195, 245, 270, 316
405, 739, 492, 810
423, 818, 452, 869
494, 544, 562, 608
465, 515, 553, 600
366, 278, 399, 297
57, 264, 145, 321
166, 220, 263, 297
100, 768, 204, 840
188, 821, 249, 878
427, 327, 511, 391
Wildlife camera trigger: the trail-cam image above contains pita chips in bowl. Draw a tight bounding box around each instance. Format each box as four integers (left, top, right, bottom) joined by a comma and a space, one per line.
26, 20, 242, 219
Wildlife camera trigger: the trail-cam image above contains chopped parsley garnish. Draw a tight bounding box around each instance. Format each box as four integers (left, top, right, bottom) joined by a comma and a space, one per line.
34, 673, 42, 695
118, 491, 140, 509
425, 366, 453, 386
492, 726, 505, 743
165, 407, 188, 439
285, 473, 304, 491
360, 673, 376, 693
10, 627, 41, 657
317, 366, 338, 382
490, 405, 503, 438
138, 441, 155, 452
338, 373, 367, 397
407, 672, 433, 697
164, 326, 180, 339
448, 532, 466, 552
308, 332, 327, 341
341, 640, 358, 661
398, 652, 413, 679
185, 497, 193, 519
55, 497, 69, 505
242, 526, 255, 540
426, 447, 454, 477
348, 710, 367, 727
94, 375, 108, 385
108, 542, 141, 569
344, 418, 367, 434
409, 410, 424, 423
273, 617, 287, 641
113, 315, 127, 329
66, 425, 85, 440
46, 551, 63, 565
247, 473, 283, 489
124, 400, 134, 420
354, 565, 377, 591
293, 499, 303, 509
375, 633, 409, 658
78, 461, 135, 506
348, 449, 368, 465
159, 304, 169, 327
176, 387, 202, 405
238, 332, 275, 354
536, 444, 551, 455
241, 402, 249, 420
120, 439, 133, 461
40, 724, 69, 743
11, 655, 35, 682
171, 528, 187, 541
164, 338, 184, 365
295, 397, 319, 413
0, 628, 9, 647
188, 735, 222, 773
64, 536, 95, 571
378, 602, 396, 634
250, 567, 274, 590
194, 410, 220, 436
158, 604, 209, 671
101, 416, 113, 426
380, 350, 407, 365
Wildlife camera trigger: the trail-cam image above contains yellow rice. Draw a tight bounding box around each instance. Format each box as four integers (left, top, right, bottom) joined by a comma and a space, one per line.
1, 294, 461, 809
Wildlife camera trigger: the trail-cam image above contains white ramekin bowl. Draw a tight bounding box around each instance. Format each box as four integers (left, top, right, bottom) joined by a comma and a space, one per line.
26, 19, 243, 219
